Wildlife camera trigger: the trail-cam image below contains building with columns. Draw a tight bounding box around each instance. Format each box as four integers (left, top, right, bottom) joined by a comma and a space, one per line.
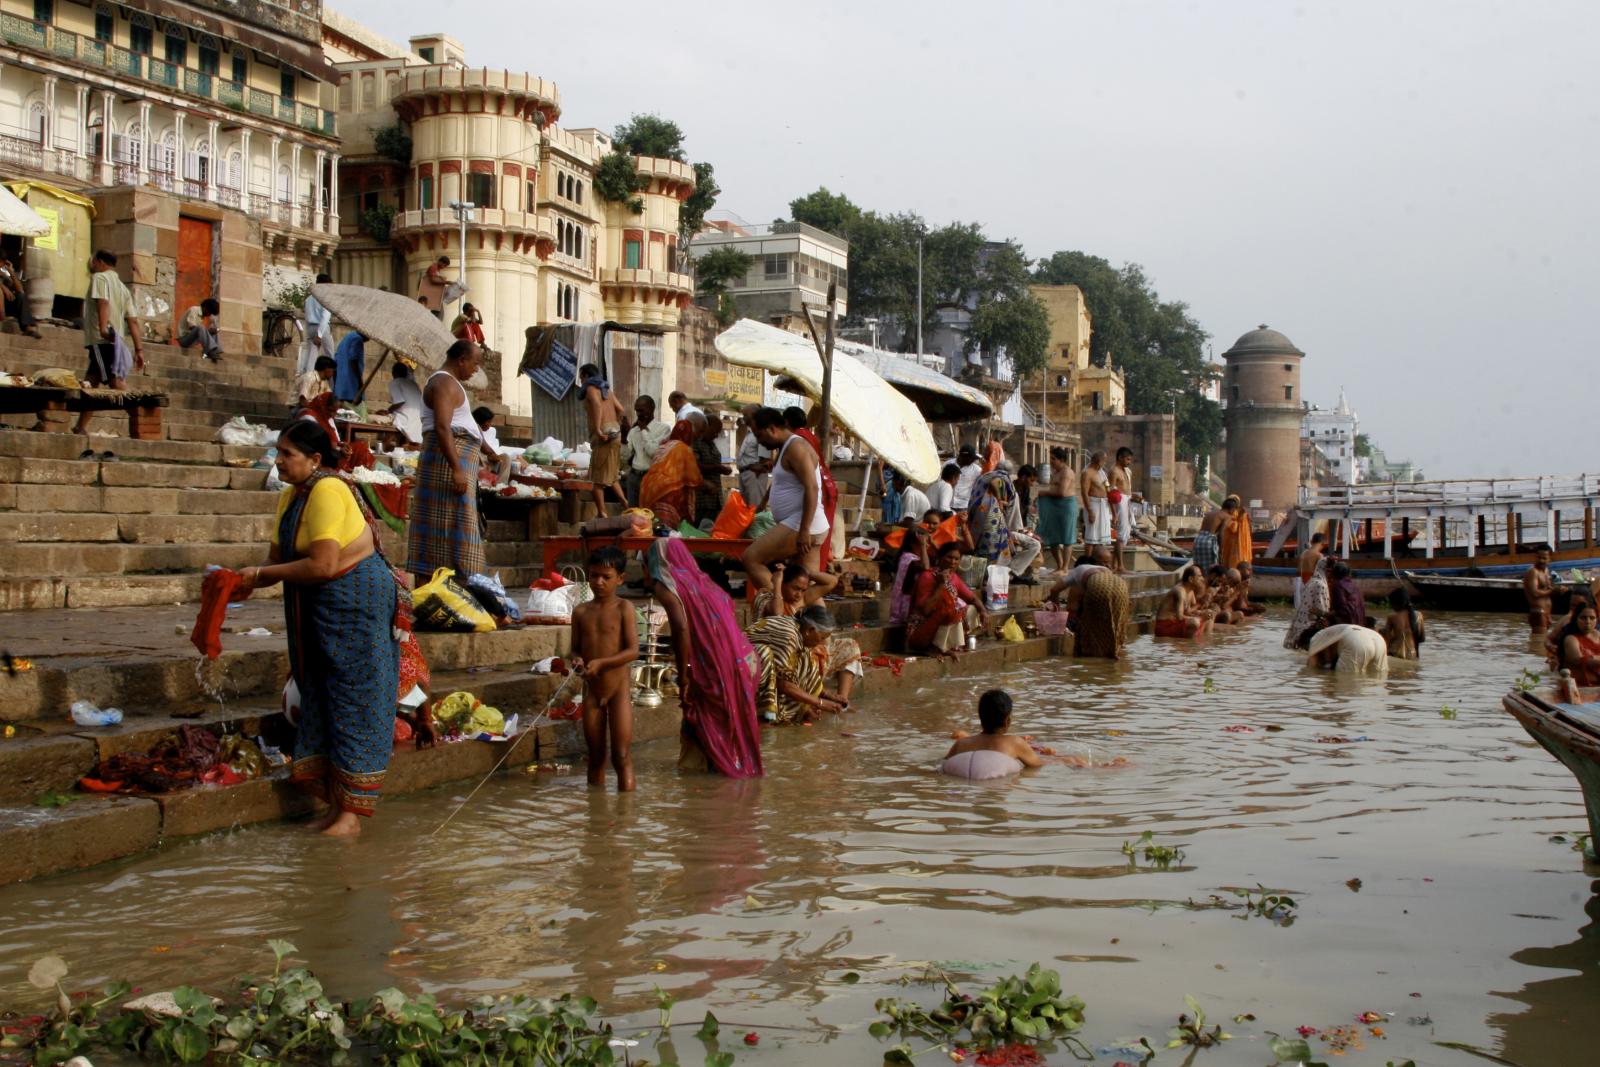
323, 18, 695, 416
0, 0, 342, 350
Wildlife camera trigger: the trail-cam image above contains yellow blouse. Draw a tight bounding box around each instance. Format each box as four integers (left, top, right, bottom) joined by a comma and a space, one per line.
272, 478, 367, 553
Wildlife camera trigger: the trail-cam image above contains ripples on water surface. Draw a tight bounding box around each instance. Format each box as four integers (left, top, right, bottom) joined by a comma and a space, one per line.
2, 609, 1597, 1064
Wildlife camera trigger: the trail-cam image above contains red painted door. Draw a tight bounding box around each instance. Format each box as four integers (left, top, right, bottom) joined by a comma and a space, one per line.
173, 216, 214, 339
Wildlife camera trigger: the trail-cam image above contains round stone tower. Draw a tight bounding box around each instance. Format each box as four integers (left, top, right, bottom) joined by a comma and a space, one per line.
1222, 324, 1305, 515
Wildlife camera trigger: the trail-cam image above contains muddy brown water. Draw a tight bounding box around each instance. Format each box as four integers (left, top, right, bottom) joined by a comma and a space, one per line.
2, 609, 1596, 1065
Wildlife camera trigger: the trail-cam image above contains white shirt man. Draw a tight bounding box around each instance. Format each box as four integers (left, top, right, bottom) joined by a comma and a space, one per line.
736, 431, 771, 507
387, 371, 424, 444
900, 482, 932, 523
927, 477, 955, 515
951, 459, 984, 511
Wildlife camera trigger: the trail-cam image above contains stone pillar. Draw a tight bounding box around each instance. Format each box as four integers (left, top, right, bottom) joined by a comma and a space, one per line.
270, 135, 281, 218
329, 151, 340, 232
75, 84, 88, 168
290, 142, 303, 226
206, 120, 219, 201
173, 111, 185, 185
313, 148, 326, 232
42, 75, 56, 149
238, 128, 251, 214
100, 90, 113, 186
137, 101, 151, 184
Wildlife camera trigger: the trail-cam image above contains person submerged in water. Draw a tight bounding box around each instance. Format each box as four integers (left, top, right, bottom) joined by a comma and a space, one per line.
1381, 587, 1426, 660
942, 689, 1043, 779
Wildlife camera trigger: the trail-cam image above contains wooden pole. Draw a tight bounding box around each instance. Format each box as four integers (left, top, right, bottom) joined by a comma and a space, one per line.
356, 346, 392, 403
818, 281, 837, 450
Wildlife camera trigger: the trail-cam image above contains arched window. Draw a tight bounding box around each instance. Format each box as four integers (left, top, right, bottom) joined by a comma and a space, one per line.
225, 148, 242, 190
154, 129, 176, 176
575, 227, 583, 260
27, 101, 46, 145
87, 111, 103, 158
189, 135, 209, 184
277, 164, 291, 202
120, 120, 143, 166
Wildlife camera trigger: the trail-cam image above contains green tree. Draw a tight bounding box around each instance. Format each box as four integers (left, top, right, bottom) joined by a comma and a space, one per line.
593, 151, 649, 213
787, 187, 861, 237
1354, 432, 1373, 458
679, 162, 720, 256
612, 114, 686, 161
694, 246, 752, 295
969, 294, 1051, 379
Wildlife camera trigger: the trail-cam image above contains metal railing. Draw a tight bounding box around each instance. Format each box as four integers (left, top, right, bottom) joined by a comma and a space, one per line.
0, 16, 335, 134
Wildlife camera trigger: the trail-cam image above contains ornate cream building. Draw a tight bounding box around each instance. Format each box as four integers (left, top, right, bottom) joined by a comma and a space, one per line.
322, 16, 694, 414
0, 0, 342, 349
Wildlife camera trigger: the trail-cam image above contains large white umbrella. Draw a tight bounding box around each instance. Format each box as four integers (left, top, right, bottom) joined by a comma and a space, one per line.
308, 282, 487, 389
714, 318, 941, 483
0, 184, 49, 237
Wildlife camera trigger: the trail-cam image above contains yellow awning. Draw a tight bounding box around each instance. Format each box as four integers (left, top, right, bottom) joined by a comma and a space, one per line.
5, 181, 96, 215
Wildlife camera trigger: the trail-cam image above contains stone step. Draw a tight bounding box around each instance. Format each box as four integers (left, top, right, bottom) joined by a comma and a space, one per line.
0, 330, 301, 376
0, 572, 282, 612
0, 428, 263, 466
0, 540, 263, 579
0, 348, 298, 393
0, 455, 263, 492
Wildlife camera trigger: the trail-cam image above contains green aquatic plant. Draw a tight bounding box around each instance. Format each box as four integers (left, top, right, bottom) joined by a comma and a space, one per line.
1516, 668, 1542, 692
1267, 1031, 1330, 1065
1439, 704, 1458, 720
1121, 830, 1186, 869
1230, 884, 1298, 924
872, 963, 1089, 1059
1166, 994, 1230, 1049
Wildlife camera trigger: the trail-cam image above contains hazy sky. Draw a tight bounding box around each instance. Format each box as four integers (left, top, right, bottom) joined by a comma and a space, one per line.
336, 0, 1598, 477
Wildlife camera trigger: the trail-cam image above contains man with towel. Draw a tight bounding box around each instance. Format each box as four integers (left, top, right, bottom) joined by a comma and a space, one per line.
1079, 452, 1112, 550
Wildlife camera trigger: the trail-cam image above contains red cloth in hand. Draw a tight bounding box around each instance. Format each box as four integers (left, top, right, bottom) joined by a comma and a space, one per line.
191, 568, 249, 660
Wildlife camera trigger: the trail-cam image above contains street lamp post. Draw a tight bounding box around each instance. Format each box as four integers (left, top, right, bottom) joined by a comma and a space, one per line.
447, 199, 474, 318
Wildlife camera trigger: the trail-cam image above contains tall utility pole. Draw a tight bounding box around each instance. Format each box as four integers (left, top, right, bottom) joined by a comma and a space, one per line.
915, 238, 923, 359
448, 199, 474, 318
801, 282, 838, 452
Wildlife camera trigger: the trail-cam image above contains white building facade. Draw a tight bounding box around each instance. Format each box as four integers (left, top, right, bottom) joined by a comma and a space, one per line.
1302, 388, 1360, 485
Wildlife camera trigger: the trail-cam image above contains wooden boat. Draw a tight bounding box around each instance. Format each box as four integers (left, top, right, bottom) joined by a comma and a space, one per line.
1402, 572, 1585, 613
1502, 686, 1600, 860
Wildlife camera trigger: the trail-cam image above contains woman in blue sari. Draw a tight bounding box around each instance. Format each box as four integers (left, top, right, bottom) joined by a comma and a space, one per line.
241, 420, 404, 836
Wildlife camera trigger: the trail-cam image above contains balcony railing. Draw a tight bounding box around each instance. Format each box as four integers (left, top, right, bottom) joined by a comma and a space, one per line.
0, 17, 336, 135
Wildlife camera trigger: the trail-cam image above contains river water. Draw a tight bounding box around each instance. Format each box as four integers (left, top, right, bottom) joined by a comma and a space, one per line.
2, 608, 1596, 1065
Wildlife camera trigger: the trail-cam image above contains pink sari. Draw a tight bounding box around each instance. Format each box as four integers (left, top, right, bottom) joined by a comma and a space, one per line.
647, 537, 764, 777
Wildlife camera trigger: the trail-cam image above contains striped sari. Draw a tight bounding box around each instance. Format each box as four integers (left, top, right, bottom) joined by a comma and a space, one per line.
746, 615, 824, 725
280, 476, 402, 816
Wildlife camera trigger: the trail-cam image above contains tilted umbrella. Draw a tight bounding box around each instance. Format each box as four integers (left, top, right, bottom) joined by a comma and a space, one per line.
0, 184, 49, 237
714, 318, 941, 483
307, 282, 487, 389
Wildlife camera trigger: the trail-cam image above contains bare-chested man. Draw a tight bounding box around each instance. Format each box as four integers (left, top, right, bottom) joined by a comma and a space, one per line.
1231, 563, 1267, 616
1523, 545, 1555, 633
1080, 452, 1112, 551
1036, 446, 1078, 573
1295, 532, 1327, 608
1109, 447, 1140, 574
1193, 497, 1235, 575
1206, 565, 1239, 625
1154, 565, 1212, 639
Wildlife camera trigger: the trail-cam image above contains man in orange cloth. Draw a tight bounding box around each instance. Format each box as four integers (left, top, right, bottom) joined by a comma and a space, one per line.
1220, 494, 1254, 570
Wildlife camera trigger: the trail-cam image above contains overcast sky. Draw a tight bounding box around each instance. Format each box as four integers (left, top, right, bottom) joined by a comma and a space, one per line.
336, 0, 1597, 478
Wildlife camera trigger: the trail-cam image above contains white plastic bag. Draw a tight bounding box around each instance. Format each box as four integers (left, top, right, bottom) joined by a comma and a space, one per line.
525, 577, 592, 623
985, 564, 1011, 611
216, 416, 276, 447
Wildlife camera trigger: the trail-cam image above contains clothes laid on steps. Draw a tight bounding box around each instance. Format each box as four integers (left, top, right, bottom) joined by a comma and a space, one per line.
942, 749, 1024, 780
769, 435, 830, 536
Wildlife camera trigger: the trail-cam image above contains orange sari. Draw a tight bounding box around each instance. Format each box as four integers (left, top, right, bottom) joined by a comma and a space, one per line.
639, 421, 703, 528
1222, 509, 1253, 569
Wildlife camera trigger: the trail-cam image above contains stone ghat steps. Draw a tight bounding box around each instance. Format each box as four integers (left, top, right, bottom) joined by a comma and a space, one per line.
0, 627, 1070, 887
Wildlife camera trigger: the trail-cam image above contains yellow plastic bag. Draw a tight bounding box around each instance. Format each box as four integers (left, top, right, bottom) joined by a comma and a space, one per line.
999, 616, 1026, 643
412, 567, 496, 633
431, 691, 504, 736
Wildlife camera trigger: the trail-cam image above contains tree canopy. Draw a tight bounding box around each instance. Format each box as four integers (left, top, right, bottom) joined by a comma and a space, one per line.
608, 114, 719, 264
612, 115, 687, 161
694, 247, 752, 295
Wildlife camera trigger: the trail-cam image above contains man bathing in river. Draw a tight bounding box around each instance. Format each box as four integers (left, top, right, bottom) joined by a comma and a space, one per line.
1296, 533, 1326, 608
942, 690, 1042, 780
1155, 565, 1212, 638
571, 547, 640, 792
1524, 546, 1556, 634
1230, 564, 1267, 617
1205, 566, 1240, 625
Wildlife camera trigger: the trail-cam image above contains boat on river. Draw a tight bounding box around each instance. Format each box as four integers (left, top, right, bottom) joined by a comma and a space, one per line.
1502, 686, 1600, 861
1402, 572, 1588, 613
1246, 475, 1600, 598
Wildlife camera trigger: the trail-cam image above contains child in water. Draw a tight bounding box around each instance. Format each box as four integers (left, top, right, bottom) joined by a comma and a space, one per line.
942, 690, 1042, 779
571, 546, 640, 791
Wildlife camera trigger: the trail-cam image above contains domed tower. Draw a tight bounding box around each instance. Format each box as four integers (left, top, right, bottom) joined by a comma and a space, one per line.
1222, 324, 1305, 515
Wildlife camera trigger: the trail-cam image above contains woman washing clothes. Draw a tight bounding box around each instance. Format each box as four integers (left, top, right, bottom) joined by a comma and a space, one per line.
746, 605, 847, 725
942, 690, 1041, 780
1285, 557, 1333, 650
238, 420, 405, 836
753, 560, 864, 708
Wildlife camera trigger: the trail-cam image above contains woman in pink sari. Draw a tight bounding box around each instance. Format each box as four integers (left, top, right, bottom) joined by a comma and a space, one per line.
643, 537, 764, 777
